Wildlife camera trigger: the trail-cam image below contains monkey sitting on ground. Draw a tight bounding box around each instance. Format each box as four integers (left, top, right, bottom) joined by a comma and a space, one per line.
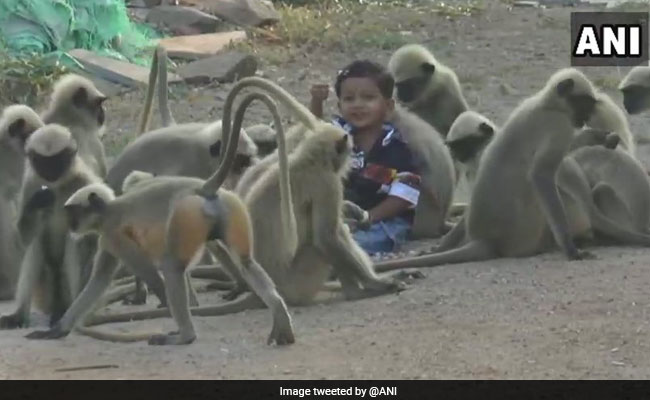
387, 43, 469, 138
373, 68, 650, 273
0, 105, 45, 300
24, 86, 295, 346
0, 124, 104, 329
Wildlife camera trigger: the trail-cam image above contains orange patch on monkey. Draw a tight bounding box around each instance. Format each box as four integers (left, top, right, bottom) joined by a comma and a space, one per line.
167, 195, 211, 265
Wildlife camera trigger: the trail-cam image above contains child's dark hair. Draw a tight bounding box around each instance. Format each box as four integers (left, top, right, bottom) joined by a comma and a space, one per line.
334, 60, 394, 99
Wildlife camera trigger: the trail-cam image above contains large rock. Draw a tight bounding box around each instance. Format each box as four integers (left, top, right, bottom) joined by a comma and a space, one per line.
179, 0, 280, 27
146, 5, 222, 35
177, 51, 257, 84
156, 31, 247, 59
68, 49, 182, 88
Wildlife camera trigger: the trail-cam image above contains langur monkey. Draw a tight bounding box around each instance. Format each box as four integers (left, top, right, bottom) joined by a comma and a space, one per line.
389, 105, 456, 239
585, 92, 636, 156
619, 66, 650, 116
0, 124, 102, 329
387, 44, 469, 138
0, 105, 44, 300
60, 76, 408, 329
24, 81, 297, 346
42, 74, 108, 178
374, 68, 650, 273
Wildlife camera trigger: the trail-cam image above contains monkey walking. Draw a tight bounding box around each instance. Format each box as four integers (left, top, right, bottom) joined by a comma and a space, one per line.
55, 76, 409, 330
24, 80, 297, 346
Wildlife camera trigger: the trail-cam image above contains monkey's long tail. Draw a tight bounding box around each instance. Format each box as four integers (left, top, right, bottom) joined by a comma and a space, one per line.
83, 293, 263, 326
74, 326, 160, 343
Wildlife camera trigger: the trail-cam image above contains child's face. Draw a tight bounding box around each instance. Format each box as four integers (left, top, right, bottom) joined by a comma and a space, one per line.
338, 77, 394, 130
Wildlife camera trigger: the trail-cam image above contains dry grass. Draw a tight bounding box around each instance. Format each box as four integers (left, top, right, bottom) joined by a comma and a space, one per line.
232, 0, 484, 66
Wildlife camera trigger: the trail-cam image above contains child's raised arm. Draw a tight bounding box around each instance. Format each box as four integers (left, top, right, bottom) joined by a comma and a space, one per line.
309, 83, 330, 119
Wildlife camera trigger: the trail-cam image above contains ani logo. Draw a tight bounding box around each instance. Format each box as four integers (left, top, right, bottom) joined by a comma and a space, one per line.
571, 12, 648, 67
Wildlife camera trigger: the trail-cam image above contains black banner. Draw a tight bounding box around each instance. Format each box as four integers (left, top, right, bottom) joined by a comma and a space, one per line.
1, 380, 650, 400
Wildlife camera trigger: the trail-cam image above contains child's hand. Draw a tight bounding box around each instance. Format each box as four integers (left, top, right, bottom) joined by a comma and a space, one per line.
310, 84, 330, 103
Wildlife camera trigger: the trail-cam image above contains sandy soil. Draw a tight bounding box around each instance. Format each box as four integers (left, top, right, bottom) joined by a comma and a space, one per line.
3, 1, 650, 380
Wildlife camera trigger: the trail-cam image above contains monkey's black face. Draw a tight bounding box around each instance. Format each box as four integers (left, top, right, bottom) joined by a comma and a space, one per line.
567, 94, 597, 128
447, 135, 489, 163
395, 63, 435, 104
232, 153, 253, 175
621, 86, 650, 115
7, 118, 30, 148
29, 147, 76, 182
72, 87, 107, 126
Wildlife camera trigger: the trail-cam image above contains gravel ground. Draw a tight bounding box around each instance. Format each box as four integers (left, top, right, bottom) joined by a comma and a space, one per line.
3, 1, 650, 380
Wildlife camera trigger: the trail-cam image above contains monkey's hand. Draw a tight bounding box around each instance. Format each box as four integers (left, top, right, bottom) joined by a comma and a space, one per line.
267, 309, 295, 346
342, 200, 371, 231
24, 325, 70, 340
25, 186, 55, 211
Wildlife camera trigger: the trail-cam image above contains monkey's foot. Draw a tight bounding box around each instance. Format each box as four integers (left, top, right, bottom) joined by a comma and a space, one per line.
123, 289, 148, 305
222, 286, 245, 301
148, 332, 196, 346
392, 270, 425, 281
25, 327, 69, 340
0, 314, 28, 329
268, 311, 295, 346
570, 250, 597, 261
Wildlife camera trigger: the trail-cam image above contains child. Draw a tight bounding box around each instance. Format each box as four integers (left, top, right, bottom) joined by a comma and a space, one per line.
310, 60, 421, 255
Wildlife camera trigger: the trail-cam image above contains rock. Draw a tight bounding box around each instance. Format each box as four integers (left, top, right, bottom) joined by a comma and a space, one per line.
513, 0, 540, 7
177, 51, 258, 84
156, 31, 247, 59
68, 49, 182, 88
146, 6, 222, 35
179, 0, 280, 27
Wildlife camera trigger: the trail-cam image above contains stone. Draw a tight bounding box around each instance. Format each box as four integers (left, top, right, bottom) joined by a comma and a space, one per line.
68, 49, 182, 88
177, 51, 258, 84
179, 0, 280, 27
513, 0, 540, 7
156, 30, 247, 59
146, 6, 222, 35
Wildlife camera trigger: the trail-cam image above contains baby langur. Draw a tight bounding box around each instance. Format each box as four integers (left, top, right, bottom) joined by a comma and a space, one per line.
373, 68, 650, 272
0, 124, 101, 329
584, 92, 636, 156
25, 83, 295, 346
387, 44, 469, 137
0, 105, 44, 300
42, 74, 108, 177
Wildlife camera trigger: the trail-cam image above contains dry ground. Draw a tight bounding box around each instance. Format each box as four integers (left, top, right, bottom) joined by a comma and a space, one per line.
3, 1, 650, 380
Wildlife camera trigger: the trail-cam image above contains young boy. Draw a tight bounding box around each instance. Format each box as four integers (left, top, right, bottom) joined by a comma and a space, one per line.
310, 60, 421, 255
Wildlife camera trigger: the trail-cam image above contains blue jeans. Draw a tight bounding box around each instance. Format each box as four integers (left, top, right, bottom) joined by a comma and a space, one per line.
352, 217, 411, 255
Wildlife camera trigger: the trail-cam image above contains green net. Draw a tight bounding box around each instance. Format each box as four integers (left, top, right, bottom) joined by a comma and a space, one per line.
0, 0, 162, 65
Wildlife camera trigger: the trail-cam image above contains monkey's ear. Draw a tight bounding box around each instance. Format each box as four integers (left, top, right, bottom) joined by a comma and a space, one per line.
421, 62, 436, 75
336, 134, 348, 154
87, 192, 106, 211
556, 78, 574, 97
209, 141, 221, 157
7, 118, 25, 138
72, 87, 89, 108
478, 122, 494, 137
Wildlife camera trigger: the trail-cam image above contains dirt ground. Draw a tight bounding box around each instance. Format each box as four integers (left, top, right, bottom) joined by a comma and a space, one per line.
3, 1, 650, 380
